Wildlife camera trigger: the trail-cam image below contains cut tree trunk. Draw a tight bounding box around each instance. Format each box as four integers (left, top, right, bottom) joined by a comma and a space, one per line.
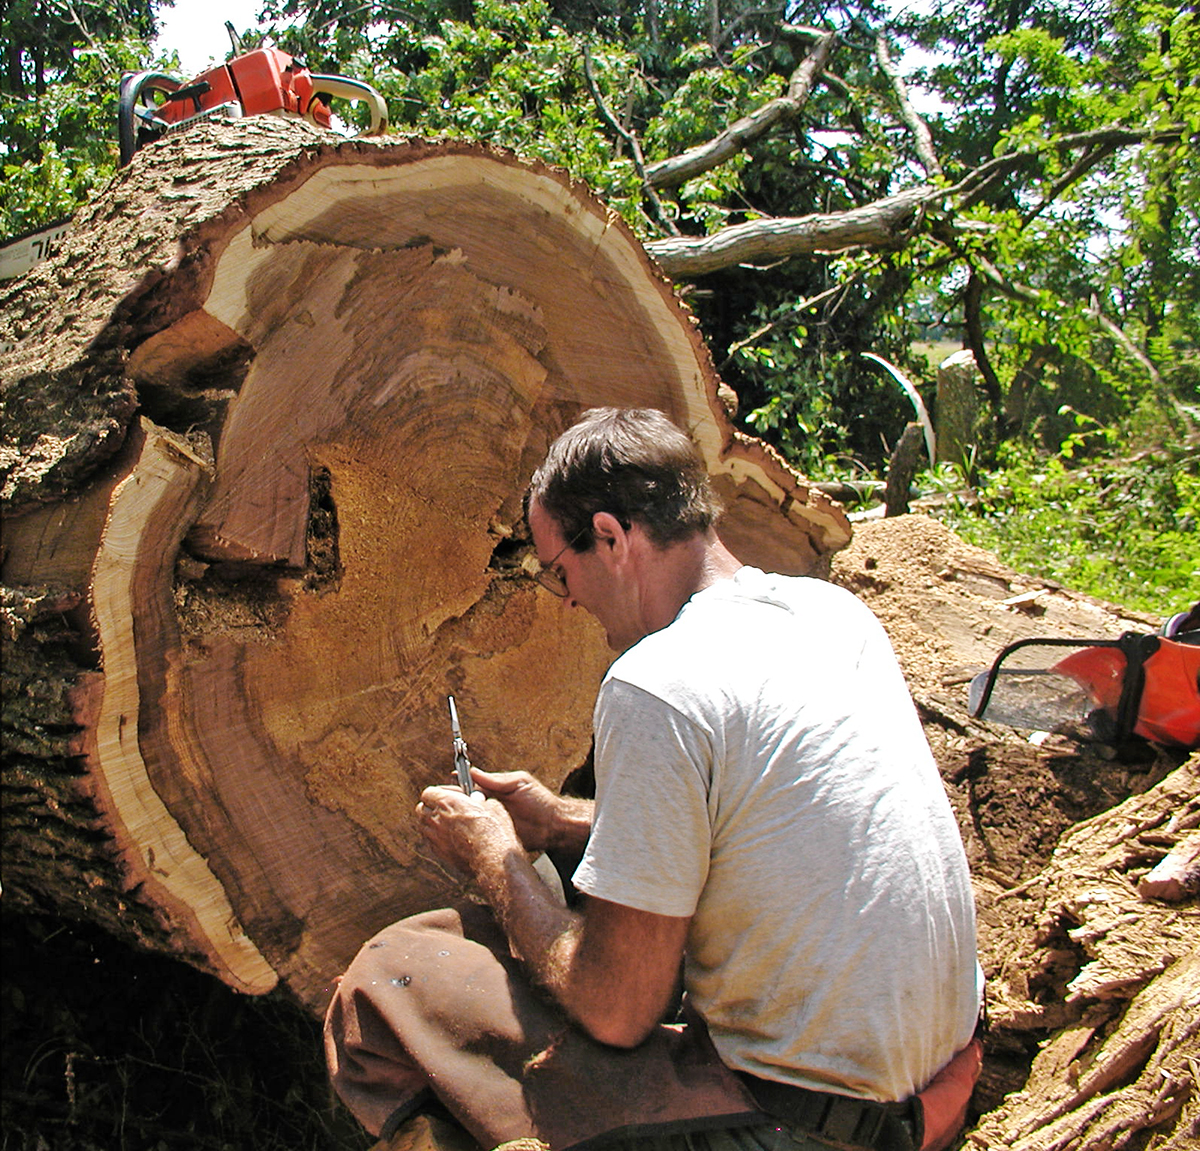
0, 117, 850, 1009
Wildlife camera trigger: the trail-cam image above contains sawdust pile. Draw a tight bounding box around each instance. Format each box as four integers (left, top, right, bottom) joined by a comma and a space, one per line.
829, 513, 1154, 698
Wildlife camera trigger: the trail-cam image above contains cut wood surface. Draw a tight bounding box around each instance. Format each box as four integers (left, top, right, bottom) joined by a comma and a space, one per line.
1, 118, 848, 1008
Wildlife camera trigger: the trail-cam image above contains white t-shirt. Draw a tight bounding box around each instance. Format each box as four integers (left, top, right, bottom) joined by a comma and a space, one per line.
573, 569, 981, 1103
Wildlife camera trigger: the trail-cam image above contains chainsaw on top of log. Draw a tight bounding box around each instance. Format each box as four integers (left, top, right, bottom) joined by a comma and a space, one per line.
1, 25, 389, 281
118, 22, 388, 167
968, 603, 1200, 753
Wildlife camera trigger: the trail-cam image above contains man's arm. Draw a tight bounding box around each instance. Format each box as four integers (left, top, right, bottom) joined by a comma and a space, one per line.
417, 785, 688, 1048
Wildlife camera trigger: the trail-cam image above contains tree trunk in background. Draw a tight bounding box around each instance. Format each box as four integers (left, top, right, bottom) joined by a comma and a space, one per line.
884, 422, 923, 515
935, 349, 988, 470
0, 118, 850, 1009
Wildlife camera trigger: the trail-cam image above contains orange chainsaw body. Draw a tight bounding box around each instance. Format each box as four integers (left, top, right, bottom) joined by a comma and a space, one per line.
157, 48, 333, 128
1054, 639, 1200, 748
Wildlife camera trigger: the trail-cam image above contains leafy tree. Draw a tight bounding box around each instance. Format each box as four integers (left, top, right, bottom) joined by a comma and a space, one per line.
0, 0, 165, 237
896, 0, 1199, 450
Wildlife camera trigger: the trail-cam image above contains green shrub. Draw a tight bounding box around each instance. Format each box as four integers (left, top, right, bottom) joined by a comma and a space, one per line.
926, 424, 1199, 615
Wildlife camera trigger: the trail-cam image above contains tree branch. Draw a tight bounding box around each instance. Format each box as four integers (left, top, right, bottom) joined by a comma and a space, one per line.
1085, 295, 1194, 431
644, 33, 837, 190
717, 273, 869, 372
644, 186, 927, 277
1020, 145, 1109, 227
963, 271, 1004, 414
874, 32, 943, 180
1086, 294, 1165, 392
944, 124, 1187, 209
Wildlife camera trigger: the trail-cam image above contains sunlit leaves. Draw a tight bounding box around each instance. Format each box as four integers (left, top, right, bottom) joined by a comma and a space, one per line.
0, 34, 163, 237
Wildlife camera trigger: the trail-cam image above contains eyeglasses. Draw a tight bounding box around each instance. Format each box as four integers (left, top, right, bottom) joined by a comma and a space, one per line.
532, 528, 589, 598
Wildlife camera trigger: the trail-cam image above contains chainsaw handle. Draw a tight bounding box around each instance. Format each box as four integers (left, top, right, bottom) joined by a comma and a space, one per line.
118, 70, 183, 166
306, 74, 389, 136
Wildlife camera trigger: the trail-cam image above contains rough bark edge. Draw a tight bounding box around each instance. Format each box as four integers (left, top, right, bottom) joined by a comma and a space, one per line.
966, 757, 1199, 1149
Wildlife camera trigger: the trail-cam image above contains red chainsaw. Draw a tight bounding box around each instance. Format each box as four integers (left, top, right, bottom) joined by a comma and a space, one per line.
969, 604, 1200, 752
118, 25, 388, 166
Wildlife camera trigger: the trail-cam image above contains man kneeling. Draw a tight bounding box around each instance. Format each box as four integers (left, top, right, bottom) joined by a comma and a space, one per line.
325, 408, 983, 1151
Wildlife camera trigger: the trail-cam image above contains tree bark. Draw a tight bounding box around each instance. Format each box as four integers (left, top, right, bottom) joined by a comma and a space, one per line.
884, 423, 923, 516
935, 349, 988, 469
1, 118, 851, 1009
874, 33, 943, 181
644, 187, 928, 277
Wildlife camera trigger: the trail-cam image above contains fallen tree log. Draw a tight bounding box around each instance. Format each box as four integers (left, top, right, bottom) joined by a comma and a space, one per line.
967, 760, 1198, 1151
0, 117, 850, 1009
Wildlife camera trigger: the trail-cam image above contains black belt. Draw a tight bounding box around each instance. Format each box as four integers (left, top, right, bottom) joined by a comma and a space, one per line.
736, 1073, 919, 1151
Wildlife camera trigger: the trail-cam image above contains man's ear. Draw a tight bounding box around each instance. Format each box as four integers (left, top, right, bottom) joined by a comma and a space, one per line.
591, 512, 630, 561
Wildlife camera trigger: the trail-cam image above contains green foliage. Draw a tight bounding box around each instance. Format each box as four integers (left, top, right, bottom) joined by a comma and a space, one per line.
0, 0, 170, 240
928, 421, 1200, 613
0, 36, 162, 238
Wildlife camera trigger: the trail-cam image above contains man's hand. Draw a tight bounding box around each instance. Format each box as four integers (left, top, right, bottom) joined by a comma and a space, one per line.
416, 785, 522, 876
469, 768, 593, 854
418, 781, 686, 1051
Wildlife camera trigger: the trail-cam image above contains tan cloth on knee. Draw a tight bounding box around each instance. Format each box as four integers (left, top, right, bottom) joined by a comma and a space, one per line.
324, 905, 763, 1151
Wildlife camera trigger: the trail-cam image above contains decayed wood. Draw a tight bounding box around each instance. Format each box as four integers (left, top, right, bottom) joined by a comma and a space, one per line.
965, 760, 1199, 1150
1, 117, 851, 1007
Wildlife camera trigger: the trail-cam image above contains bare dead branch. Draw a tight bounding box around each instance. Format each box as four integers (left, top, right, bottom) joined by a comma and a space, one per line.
644, 33, 837, 190
644, 186, 927, 277
874, 32, 943, 180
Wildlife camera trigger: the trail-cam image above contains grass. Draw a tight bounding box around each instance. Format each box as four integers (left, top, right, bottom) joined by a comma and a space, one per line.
919, 440, 1200, 615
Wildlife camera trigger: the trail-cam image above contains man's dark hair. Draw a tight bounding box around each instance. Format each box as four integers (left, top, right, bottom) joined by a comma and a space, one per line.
528, 408, 722, 549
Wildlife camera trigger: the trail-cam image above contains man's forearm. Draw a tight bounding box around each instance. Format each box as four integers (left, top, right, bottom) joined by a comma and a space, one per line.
471, 840, 583, 1007
469, 835, 688, 1049
546, 796, 594, 854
